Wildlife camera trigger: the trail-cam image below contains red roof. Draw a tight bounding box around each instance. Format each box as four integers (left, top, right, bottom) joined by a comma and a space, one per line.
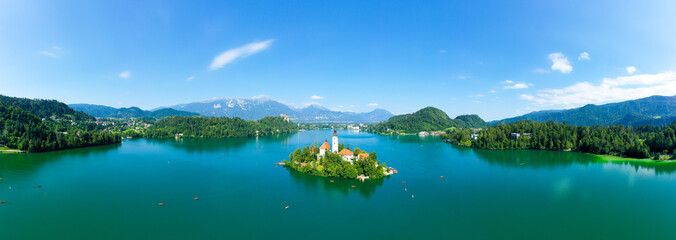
320, 141, 331, 150
358, 153, 369, 159
300, 162, 307, 167
339, 149, 353, 156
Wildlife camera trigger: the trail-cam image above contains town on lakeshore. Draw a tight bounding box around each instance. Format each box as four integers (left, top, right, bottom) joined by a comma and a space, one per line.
281, 130, 396, 180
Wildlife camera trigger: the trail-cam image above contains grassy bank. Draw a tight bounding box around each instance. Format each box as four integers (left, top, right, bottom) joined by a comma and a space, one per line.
593, 154, 676, 164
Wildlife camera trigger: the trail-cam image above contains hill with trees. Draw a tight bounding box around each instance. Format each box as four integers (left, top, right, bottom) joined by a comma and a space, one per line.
0, 96, 120, 153
368, 107, 488, 134
496, 95, 676, 126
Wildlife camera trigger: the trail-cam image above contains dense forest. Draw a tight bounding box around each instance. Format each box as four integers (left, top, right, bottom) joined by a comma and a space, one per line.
368, 107, 488, 134
143, 116, 298, 138
0, 104, 120, 153
283, 143, 387, 179
442, 120, 676, 159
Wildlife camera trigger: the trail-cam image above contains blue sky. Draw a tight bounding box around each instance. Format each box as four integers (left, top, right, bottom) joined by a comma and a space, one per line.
1, 0, 675, 120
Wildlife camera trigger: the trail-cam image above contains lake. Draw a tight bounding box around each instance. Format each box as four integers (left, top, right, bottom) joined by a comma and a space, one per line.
2, 129, 676, 239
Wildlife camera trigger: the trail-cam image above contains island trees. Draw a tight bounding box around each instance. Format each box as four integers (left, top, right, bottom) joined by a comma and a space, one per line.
283, 145, 388, 179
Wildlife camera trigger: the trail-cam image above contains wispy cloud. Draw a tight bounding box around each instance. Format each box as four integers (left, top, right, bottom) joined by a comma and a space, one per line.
548, 52, 572, 74
578, 52, 590, 61
520, 71, 676, 106
310, 95, 324, 100
626, 66, 637, 75
37, 46, 63, 58
439, 50, 447, 53
209, 39, 274, 70
118, 71, 131, 79
186, 76, 196, 81
533, 68, 549, 73
489, 90, 497, 93
366, 103, 379, 107
473, 94, 485, 98
457, 75, 470, 79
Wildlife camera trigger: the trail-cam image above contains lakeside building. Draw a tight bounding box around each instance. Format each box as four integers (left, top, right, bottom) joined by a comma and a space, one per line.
510, 133, 532, 139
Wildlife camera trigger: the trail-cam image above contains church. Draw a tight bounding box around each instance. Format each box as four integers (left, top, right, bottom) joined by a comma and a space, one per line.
319, 129, 339, 157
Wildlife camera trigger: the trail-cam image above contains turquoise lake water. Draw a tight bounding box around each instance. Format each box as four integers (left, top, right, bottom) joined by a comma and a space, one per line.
2, 129, 676, 239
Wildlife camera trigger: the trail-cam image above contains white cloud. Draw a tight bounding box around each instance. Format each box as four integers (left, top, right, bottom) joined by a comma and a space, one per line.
520, 71, 676, 106
209, 39, 274, 70
505, 83, 529, 89
627, 66, 637, 75
473, 94, 485, 97
548, 52, 572, 74
489, 90, 497, 93
310, 95, 324, 100
578, 52, 590, 61
457, 75, 470, 79
213, 104, 221, 109
186, 76, 195, 81
367, 103, 379, 107
349, 105, 359, 108
440, 50, 447, 53
502, 80, 530, 89
118, 71, 131, 79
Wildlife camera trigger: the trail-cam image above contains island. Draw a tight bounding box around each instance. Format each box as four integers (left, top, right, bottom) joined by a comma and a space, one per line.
282, 130, 396, 180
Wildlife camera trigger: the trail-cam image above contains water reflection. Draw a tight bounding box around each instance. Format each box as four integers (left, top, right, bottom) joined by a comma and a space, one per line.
0, 143, 121, 182
286, 168, 386, 198
455, 144, 676, 175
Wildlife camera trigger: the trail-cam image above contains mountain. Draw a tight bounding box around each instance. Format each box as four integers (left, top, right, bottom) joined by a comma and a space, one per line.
496, 95, 676, 126
368, 107, 488, 133
163, 97, 394, 123
69, 104, 199, 119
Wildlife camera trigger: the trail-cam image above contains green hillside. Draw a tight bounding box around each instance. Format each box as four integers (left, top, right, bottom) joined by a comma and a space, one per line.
368, 107, 487, 134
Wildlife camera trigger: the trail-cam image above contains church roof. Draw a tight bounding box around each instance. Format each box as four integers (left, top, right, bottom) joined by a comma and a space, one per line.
320, 141, 331, 150
339, 149, 353, 156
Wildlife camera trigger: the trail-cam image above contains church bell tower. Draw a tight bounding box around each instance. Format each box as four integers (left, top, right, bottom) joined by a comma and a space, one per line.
332, 129, 339, 153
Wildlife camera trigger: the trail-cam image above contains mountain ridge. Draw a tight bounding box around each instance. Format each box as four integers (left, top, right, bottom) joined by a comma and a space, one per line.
69, 104, 199, 119
163, 97, 394, 123
495, 95, 676, 126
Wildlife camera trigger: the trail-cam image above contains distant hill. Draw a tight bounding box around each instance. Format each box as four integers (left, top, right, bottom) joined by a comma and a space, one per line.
368, 107, 488, 133
496, 95, 676, 126
163, 96, 394, 123
69, 104, 199, 119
